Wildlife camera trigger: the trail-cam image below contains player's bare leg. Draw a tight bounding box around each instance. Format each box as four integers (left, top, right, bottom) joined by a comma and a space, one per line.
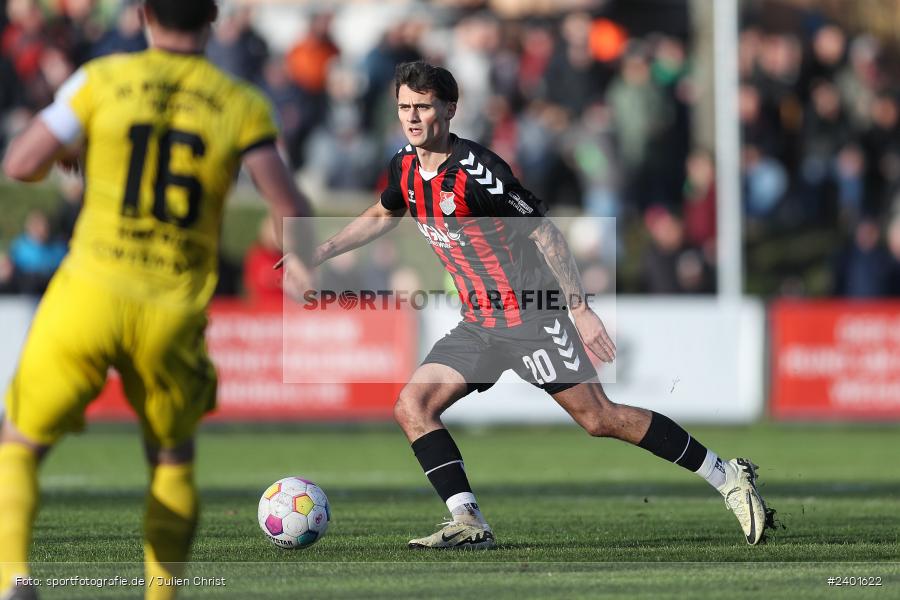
552, 379, 774, 544
143, 439, 198, 600
0, 420, 50, 600
550, 379, 652, 442
394, 364, 495, 549
393, 363, 468, 442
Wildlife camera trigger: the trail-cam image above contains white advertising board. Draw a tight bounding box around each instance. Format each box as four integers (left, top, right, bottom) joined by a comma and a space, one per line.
0, 296, 765, 424
0, 298, 38, 415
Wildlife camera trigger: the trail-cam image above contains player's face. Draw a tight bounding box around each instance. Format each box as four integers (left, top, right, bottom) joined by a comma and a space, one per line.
397, 85, 456, 150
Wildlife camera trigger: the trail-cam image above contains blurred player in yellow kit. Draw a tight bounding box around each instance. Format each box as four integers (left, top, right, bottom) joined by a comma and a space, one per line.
0, 1, 312, 598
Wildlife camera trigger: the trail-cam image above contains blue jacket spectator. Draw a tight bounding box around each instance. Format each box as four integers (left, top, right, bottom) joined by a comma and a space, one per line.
832, 219, 893, 297
9, 210, 67, 295
88, 1, 146, 60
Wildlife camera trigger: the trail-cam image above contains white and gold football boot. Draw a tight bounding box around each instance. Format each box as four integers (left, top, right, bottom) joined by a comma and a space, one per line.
719, 458, 775, 545
408, 520, 495, 550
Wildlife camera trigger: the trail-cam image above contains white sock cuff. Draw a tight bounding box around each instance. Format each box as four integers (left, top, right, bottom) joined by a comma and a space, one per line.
697, 449, 719, 478
446, 492, 478, 513
697, 449, 728, 490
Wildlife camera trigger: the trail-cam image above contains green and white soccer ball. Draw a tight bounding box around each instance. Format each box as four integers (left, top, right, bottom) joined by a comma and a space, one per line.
258, 477, 330, 549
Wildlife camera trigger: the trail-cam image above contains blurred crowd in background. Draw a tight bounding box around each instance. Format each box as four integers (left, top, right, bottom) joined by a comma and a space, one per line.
2, 0, 900, 299
741, 1, 900, 296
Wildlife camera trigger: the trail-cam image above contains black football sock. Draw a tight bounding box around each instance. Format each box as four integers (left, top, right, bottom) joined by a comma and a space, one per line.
637, 411, 727, 489
411, 429, 487, 525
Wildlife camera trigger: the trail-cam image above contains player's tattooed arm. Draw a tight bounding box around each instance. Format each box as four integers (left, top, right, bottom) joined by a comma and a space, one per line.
529, 219, 588, 311
530, 219, 616, 362
313, 200, 407, 266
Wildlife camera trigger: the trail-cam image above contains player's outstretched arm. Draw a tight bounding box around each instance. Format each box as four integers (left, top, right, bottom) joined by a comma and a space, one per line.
312, 200, 407, 266
243, 144, 313, 239
243, 144, 315, 299
2, 119, 73, 182
529, 219, 616, 363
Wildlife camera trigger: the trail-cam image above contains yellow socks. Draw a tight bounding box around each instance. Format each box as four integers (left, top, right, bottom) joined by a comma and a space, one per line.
0, 443, 39, 592
0, 449, 198, 599
144, 463, 198, 600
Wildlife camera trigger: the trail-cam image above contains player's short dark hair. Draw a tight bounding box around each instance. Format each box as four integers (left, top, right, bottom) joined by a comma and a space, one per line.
394, 61, 459, 104
144, 0, 217, 32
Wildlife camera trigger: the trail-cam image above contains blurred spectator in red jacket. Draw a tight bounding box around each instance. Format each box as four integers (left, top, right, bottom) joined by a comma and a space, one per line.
243, 215, 284, 305
2, 0, 47, 84
683, 149, 716, 258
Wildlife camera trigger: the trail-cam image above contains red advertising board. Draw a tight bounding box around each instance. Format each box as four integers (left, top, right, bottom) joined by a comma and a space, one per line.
770, 301, 900, 420
87, 300, 417, 422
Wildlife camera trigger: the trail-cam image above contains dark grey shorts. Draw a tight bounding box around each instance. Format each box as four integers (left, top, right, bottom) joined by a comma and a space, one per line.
423, 311, 596, 396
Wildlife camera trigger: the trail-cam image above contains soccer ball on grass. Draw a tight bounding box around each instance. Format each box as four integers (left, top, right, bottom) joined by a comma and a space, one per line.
257, 477, 330, 549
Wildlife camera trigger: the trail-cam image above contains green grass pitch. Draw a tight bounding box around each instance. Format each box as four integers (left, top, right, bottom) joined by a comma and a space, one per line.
26, 424, 900, 598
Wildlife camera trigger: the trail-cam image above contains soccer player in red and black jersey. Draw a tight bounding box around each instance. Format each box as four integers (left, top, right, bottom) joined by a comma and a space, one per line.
306, 61, 773, 548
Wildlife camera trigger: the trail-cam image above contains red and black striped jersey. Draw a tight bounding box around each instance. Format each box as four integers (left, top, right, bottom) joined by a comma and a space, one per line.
380, 134, 561, 328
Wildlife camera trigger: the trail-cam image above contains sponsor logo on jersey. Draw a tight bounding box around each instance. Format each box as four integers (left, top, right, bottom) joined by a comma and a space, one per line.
439, 190, 456, 215
416, 221, 468, 248
407, 188, 416, 203
507, 191, 533, 214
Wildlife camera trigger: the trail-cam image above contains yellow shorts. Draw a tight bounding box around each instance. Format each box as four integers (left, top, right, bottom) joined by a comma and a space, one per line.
4, 267, 217, 448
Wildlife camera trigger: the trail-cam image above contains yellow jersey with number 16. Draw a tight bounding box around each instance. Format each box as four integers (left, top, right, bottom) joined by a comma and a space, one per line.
46, 48, 278, 309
